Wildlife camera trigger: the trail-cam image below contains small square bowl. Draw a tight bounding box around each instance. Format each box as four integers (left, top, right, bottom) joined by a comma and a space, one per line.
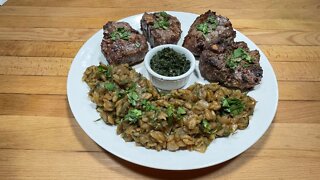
144, 44, 196, 90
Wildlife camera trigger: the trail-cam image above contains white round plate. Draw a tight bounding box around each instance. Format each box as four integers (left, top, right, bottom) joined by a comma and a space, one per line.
67, 11, 278, 170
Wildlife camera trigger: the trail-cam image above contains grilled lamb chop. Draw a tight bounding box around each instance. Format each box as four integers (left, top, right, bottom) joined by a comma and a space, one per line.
199, 41, 263, 90
183, 10, 235, 56
101, 21, 148, 65
140, 11, 182, 47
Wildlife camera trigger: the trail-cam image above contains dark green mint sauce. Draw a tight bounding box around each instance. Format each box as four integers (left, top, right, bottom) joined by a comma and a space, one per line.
150, 48, 191, 77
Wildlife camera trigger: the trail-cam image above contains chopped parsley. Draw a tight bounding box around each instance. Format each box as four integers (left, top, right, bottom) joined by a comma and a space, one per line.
196, 23, 209, 34
166, 105, 175, 117
165, 105, 186, 125
196, 15, 218, 34
135, 42, 141, 48
176, 107, 186, 119
124, 109, 142, 124
207, 16, 218, 25
127, 91, 139, 106
159, 11, 168, 18
226, 48, 254, 69
98, 65, 112, 78
110, 27, 131, 41
201, 119, 211, 133
126, 83, 139, 106
116, 89, 126, 98
104, 82, 116, 91
141, 99, 156, 111
221, 97, 245, 117
166, 105, 175, 126
177, 107, 186, 115
153, 11, 170, 30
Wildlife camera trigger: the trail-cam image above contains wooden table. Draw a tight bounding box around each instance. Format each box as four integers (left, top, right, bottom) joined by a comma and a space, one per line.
0, 0, 319, 179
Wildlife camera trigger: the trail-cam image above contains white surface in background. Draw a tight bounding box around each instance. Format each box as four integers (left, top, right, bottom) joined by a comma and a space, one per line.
0, 0, 7, 6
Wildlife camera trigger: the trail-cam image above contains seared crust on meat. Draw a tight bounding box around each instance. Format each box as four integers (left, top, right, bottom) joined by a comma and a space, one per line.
140, 12, 182, 47
199, 41, 263, 90
101, 21, 148, 65
183, 10, 235, 56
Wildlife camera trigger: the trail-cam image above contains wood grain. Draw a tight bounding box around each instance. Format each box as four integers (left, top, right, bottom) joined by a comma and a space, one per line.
240, 30, 320, 46
0, 148, 319, 180
278, 81, 320, 101
0, 123, 319, 179
0, 94, 72, 117
1, 60, 319, 81
5, 0, 320, 10
0, 76, 67, 95
277, 101, 320, 123
0, 6, 319, 20
0, 41, 82, 57
1, 16, 319, 32
260, 45, 320, 62
0, 57, 72, 76
0, 93, 319, 123
0, 114, 319, 151
0, 16, 107, 29
0, 28, 319, 46
0, 27, 98, 42
1, 42, 319, 62
0, 76, 320, 99
272, 62, 320, 81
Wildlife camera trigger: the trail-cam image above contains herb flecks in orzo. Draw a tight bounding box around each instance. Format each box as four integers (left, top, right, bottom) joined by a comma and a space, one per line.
83, 63, 256, 152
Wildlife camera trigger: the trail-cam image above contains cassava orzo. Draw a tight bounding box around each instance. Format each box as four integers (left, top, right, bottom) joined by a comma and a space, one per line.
83, 63, 256, 152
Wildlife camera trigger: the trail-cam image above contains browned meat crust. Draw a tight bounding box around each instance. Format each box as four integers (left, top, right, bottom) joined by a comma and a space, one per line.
199, 41, 263, 90
141, 12, 182, 47
183, 10, 235, 56
101, 21, 148, 65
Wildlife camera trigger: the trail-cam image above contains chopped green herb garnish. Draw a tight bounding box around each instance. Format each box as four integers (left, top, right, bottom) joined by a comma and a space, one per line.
166, 105, 175, 126
176, 107, 186, 119
127, 91, 139, 106
159, 11, 168, 18
124, 109, 142, 124
196, 22, 209, 34
127, 82, 137, 91
104, 82, 116, 91
126, 83, 139, 106
177, 107, 186, 115
166, 105, 175, 117
98, 66, 105, 72
98, 65, 112, 78
207, 16, 216, 24
110, 27, 131, 41
116, 89, 126, 98
208, 16, 218, 29
154, 11, 170, 30
154, 19, 169, 30
196, 15, 218, 34
226, 48, 254, 69
150, 47, 190, 77
135, 42, 141, 48
115, 118, 122, 124
141, 99, 156, 111
221, 97, 245, 117
201, 119, 211, 133
242, 63, 250, 68
226, 56, 241, 69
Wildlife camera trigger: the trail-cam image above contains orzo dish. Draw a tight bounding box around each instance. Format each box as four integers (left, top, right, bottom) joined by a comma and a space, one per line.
83, 63, 256, 152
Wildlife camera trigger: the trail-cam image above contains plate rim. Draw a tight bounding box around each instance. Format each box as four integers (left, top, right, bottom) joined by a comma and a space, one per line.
67, 11, 279, 170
